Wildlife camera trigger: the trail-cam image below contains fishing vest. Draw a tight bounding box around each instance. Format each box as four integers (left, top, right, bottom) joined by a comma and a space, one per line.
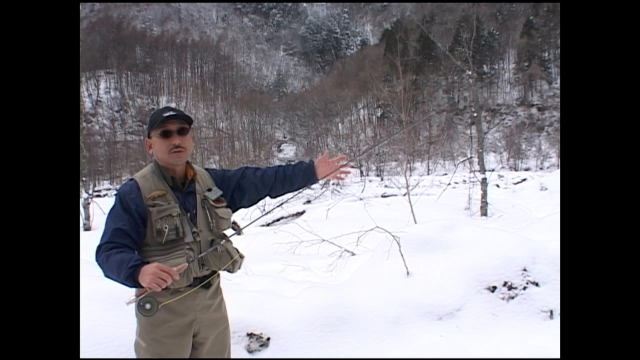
132, 162, 245, 290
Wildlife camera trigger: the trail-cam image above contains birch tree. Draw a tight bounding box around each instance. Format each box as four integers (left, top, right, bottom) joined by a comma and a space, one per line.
412, 4, 502, 217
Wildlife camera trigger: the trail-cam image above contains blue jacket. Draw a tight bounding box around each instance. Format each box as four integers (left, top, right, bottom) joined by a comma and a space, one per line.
95, 160, 318, 288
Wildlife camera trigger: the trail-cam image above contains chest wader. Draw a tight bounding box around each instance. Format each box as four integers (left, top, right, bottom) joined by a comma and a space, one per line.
132, 163, 241, 358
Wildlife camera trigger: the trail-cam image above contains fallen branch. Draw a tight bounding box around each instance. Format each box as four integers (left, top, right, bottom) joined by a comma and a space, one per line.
262, 210, 306, 227
513, 178, 527, 185
303, 187, 329, 205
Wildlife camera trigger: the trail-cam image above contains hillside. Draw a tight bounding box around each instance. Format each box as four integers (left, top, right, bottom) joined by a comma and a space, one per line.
80, 3, 560, 185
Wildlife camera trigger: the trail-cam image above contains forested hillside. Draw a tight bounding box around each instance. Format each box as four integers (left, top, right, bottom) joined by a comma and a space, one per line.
80, 3, 560, 189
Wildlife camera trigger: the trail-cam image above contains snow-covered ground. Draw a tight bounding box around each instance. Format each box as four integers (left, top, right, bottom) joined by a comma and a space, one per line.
81, 169, 560, 358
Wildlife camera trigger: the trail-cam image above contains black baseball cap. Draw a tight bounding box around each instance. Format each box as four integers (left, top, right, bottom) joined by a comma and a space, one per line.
147, 106, 194, 137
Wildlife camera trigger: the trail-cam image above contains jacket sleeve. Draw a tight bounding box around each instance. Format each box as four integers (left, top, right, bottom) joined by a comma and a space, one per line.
95, 180, 149, 288
207, 160, 319, 213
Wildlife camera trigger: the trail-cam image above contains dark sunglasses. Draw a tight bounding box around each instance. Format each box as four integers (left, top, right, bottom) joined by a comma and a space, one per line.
154, 126, 191, 139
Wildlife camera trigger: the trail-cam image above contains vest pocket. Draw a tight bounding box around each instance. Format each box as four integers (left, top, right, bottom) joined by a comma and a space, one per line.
202, 238, 245, 273
213, 207, 233, 230
203, 197, 233, 230
148, 203, 184, 244
154, 251, 195, 289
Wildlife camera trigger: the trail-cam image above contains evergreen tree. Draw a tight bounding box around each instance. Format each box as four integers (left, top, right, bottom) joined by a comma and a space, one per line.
517, 16, 540, 73
268, 68, 289, 101
299, 8, 366, 74
447, 14, 500, 80
380, 19, 412, 78
471, 16, 500, 82
415, 14, 444, 75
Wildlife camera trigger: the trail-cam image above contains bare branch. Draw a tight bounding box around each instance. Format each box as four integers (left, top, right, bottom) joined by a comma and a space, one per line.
276, 218, 409, 276
360, 226, 410, 276
436, 156, 473, 202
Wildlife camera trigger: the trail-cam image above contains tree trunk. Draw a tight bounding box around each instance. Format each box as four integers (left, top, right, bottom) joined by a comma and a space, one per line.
470, 69, 489, 216
474, 115, 488, 217
82, 196, 93, 231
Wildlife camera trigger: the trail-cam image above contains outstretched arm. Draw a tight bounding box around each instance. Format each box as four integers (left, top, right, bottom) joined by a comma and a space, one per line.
209, 150, 352, 213
313, 150, 351, 181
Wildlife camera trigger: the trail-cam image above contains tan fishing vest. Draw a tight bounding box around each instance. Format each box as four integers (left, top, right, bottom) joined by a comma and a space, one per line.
132, 162, 245, 289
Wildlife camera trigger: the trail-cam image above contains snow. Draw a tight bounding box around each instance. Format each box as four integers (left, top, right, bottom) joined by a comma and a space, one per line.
80, 168, 560, 358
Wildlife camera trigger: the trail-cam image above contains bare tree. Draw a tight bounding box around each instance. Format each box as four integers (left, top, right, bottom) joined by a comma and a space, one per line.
374, 19, 427, 223
411, 5, 501, 217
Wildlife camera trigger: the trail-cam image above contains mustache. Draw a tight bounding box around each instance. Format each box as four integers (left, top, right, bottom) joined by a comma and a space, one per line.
170, 146, 186, 152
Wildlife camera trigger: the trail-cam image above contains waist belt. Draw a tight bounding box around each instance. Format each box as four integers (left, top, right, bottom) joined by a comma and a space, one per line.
189, 271, 217, 290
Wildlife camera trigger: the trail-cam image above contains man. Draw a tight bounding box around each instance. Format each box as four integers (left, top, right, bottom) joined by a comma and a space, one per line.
95, 106, 351, 358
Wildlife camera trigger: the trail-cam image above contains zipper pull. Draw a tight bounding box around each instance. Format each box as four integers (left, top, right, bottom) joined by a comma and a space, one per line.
162, 225, 169, 244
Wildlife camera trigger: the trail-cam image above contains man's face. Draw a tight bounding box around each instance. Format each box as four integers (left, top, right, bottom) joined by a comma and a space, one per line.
144, 119, 194, 168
